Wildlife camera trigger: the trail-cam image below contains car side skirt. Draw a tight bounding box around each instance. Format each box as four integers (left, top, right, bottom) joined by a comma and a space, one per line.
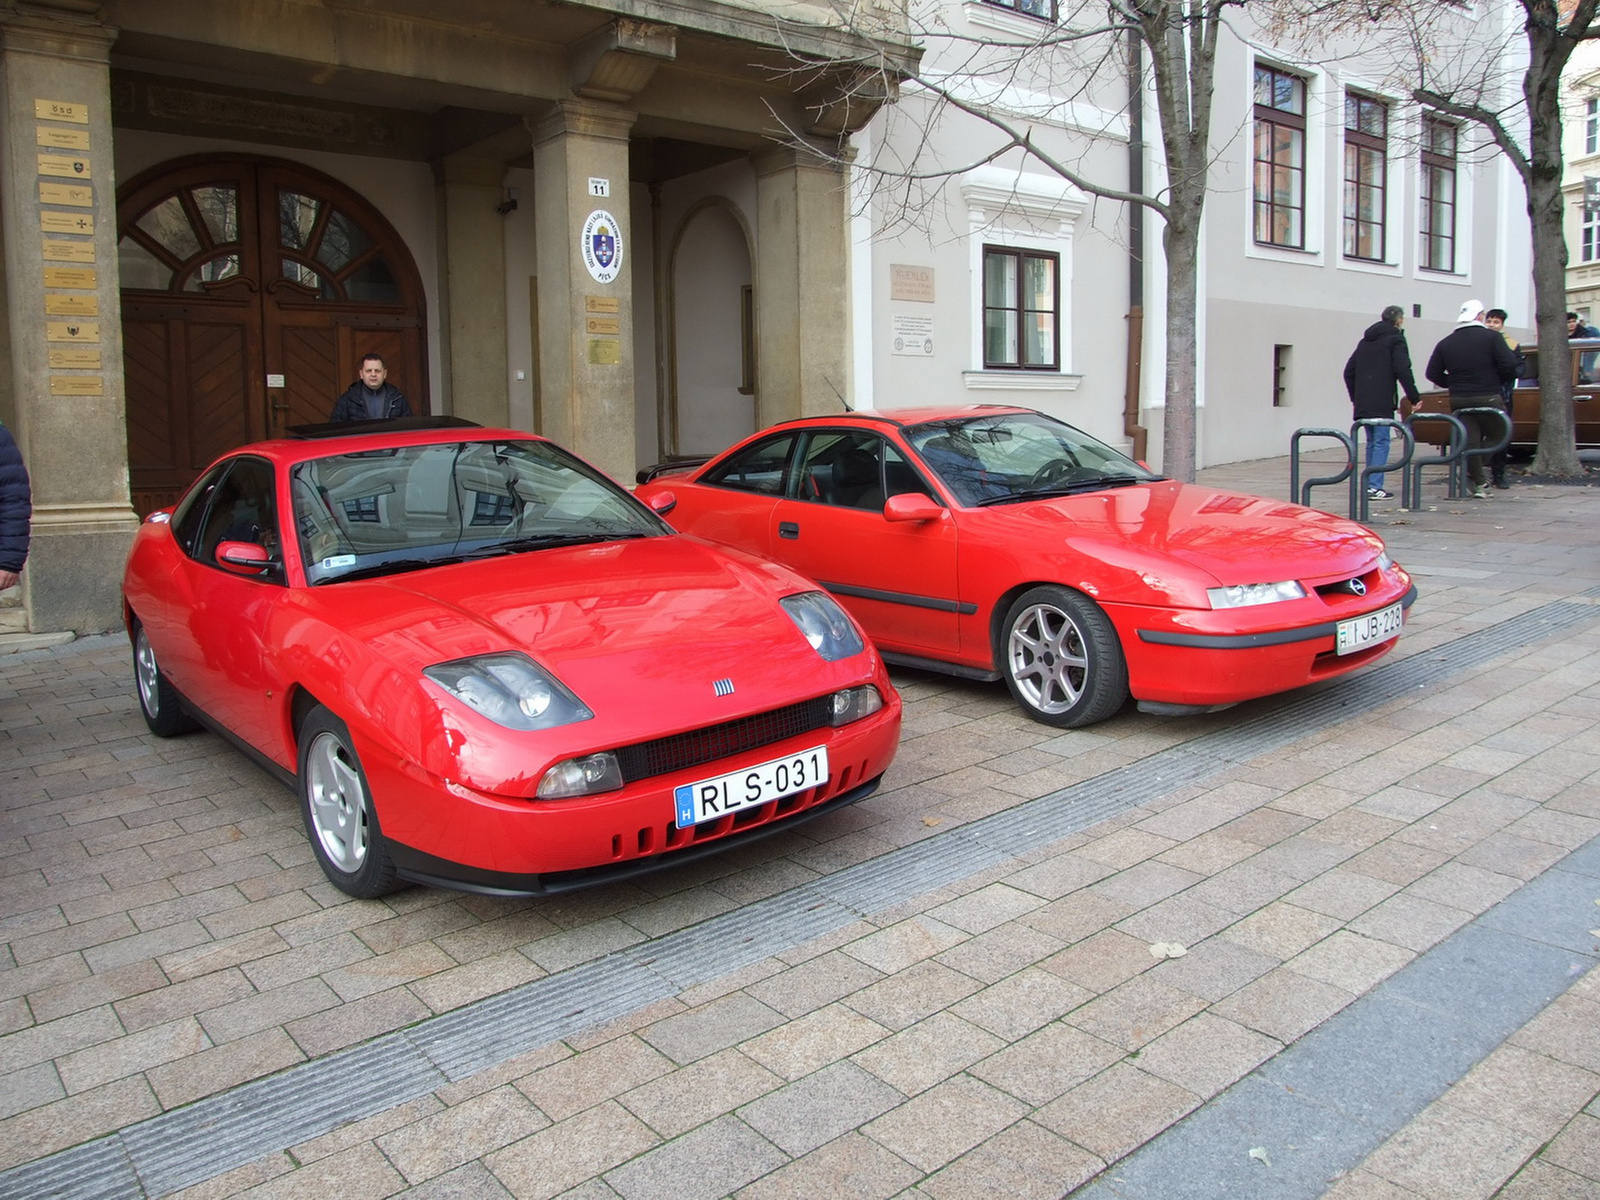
1134, 584, 1418, 649
820, 581, 979, 616
386, 774, 884, 896
878, 650, 1002, 683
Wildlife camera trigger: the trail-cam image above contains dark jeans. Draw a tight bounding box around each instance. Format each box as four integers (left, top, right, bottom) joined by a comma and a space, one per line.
1490, 385, 1513, 483
1449, 393, 1499, 487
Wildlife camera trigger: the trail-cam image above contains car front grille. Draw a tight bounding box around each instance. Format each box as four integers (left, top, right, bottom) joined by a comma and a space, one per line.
613, 695, 834, 784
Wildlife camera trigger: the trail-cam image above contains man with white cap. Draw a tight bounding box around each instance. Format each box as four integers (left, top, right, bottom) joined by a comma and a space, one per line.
1424, 300, 1521, 498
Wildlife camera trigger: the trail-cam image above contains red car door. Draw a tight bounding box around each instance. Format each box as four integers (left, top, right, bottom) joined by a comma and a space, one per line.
770, 431, 962, 660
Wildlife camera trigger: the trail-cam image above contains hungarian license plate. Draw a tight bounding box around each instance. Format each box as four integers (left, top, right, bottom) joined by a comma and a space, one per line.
673, 745, 829, 828
1336, 602, 1403, 655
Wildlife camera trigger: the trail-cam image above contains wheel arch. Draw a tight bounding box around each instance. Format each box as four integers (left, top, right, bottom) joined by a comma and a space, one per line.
987, 579, 1101, 667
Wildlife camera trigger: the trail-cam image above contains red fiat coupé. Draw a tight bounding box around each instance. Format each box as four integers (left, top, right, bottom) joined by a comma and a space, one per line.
635, 406, 1415, 728
122, 419, 899, 898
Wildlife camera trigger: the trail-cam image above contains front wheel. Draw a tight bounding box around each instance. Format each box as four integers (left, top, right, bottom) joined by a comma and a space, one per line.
1000, 586, 1128, 728
131, 620, 199, 737
298, 706, 401, 898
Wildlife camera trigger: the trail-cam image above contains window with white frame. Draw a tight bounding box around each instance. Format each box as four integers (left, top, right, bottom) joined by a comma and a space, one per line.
1583, 202, 1600, 263
1587, 97, 1598, 155
983, 247, 1059, 370
1343, 93, 1387, 261
1420, 117, 1457, 273
1254, 64, 1307, 249
981, 0, 1055, 18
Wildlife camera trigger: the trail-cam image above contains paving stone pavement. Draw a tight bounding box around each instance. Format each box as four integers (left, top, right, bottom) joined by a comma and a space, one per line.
2, 454, 1599, 1198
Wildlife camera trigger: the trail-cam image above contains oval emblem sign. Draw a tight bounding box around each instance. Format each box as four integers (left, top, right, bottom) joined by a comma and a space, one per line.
581, 209, 623, 284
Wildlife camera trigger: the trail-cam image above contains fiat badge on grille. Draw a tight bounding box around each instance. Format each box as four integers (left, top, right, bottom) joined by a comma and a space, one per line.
713, 678, 735, 697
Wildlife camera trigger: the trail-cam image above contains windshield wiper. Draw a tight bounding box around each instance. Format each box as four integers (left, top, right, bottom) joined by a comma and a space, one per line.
976, 473, 1151, 506
317, 557, 457, 583
459, 530, 655, 558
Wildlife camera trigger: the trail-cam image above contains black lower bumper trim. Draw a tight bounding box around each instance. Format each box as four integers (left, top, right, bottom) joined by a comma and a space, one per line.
389, 774, 884, 897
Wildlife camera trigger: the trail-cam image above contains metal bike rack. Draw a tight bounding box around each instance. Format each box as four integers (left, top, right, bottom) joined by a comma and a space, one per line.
1455, 405, 1512, 494
1403, 412, 1466, 506
1289, 427, 1355, 511
1349, 418, 1415, 523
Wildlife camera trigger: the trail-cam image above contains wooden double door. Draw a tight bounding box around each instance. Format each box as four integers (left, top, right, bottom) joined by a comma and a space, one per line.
119, 156, 427, 515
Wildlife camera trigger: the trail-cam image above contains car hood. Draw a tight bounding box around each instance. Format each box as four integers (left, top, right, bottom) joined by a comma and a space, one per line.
309, 535, 866, 722
979, 481, 1385, 595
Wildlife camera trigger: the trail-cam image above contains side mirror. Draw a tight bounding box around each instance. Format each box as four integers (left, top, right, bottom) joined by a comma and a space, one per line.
216, 540, 273, 575
883, 493, 947, 523
643, 489, 677, 515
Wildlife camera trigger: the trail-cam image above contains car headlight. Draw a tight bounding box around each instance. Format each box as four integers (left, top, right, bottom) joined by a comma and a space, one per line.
424, 653, 593, 731
829, 686, 884, 726
1206, 580, 1307, 609
537, 752, 624, 799
781, 592, 865, 661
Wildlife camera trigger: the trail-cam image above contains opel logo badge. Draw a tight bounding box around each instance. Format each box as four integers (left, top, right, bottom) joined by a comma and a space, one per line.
1348, 577, 1367, 596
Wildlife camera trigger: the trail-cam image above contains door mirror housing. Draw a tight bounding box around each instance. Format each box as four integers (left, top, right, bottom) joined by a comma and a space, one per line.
216, 540, 273, 575
643, 489, 677, 515
883, 493, 947, 523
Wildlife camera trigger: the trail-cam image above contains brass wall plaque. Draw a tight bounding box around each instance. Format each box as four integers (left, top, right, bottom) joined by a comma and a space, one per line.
37, 127, 90, 151
586, 296, 621, 314
38, 154, 90, 179
35, 99, 89, 124
48, 348, 102, 369
587, 339, 622, 365
45, 296, 98, 316
41, 238, 94, 263
43, 267, 97, 289
40, 212, 94, 235
586, 317, 621, 335
49, 376, 105, 396
46, 321, 98, 343
40, 182, 93, 207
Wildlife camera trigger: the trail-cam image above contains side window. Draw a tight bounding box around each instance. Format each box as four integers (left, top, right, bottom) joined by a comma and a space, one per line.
194, 457, 283, 580
799, 432, 882, 510
703, 433, 797, 496
170, 462, 231, 557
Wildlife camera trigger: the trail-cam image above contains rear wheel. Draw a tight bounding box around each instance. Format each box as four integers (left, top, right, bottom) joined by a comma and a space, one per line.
298, 706, 401, 898
131, 621, 199, 737
1000, 586, 1128, 727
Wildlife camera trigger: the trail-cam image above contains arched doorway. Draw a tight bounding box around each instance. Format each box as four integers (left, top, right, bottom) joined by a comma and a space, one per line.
117, 155, 427, 514
669, 200, 754, 457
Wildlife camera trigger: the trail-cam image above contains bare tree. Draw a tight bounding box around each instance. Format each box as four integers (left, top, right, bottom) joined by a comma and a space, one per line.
777, 0, 1242, 482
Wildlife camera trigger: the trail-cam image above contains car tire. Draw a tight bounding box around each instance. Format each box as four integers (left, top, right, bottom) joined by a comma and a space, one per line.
298, 706, 402, 899
131, 620, 200, 738
1000, 586, 1128, 728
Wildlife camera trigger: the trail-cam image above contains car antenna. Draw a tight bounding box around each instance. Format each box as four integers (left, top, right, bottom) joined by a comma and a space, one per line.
824, 375, 851, 412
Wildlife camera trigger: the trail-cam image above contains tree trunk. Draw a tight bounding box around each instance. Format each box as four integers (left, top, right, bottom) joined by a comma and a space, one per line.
1527, 18, 1582, 476
1161, 214, 1200, 482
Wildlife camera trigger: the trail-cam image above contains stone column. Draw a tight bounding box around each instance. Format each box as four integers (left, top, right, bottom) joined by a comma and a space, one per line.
0, 9, 138, 634
434, 154, 511, 427
753, 148, 853, 425
531, 100, 637, 483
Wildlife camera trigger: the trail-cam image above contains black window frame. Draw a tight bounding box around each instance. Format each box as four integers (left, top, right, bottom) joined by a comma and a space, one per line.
981, 245, 1061, 371
1253, 64, 1308, 250
980, 0, 1056, 20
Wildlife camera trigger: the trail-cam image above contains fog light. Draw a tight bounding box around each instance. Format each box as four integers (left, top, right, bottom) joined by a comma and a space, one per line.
537, 752, 624, 799
828, 685, 884, 727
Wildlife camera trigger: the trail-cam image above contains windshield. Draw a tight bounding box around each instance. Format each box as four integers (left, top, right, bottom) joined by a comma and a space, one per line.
904, 412, 1161, 506
291, 439, 666, 584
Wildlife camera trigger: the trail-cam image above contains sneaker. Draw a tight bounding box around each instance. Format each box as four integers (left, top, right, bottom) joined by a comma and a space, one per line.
1471, 485, 1488, 499
1366, 488, 1392, 500
1493, 478, 1510, 490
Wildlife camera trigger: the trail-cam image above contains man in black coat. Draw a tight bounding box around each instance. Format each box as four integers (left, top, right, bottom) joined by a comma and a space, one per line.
1343, 305, 1420, 499
1425, 300, 1521, 498
0, 419, 31, 592
330, 353, 412, 423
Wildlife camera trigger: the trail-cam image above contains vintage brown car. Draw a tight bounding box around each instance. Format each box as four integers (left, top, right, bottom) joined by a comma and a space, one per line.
1412, 339, 1600, 448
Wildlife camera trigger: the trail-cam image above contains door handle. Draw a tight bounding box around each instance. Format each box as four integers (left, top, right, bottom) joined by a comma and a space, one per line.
778, 521, 799, 540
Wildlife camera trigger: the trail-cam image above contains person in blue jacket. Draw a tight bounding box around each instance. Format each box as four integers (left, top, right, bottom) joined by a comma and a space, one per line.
0, 419, 31, 592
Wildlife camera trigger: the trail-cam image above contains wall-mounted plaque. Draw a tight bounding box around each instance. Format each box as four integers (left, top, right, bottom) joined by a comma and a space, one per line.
40, 212, 94, 235
37, 127, 90, 151
48, 348, 102, 369
41, 238, 94, 263
35, 99, 89, 124
46, 321, 98, 343
45, 296, 98, 316
49, 376, 104, 396
40, 182, 93, 207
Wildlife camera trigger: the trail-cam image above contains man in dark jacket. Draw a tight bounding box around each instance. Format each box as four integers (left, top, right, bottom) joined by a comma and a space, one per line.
1425, 300, 1521, 498
329, 353, 411, 422
0, 419, 31, 592
1343, 304, 1420, 499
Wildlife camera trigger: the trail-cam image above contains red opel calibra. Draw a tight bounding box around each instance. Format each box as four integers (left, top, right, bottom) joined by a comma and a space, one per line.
122, 419, 899, 897
634, 406, 1415, 728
